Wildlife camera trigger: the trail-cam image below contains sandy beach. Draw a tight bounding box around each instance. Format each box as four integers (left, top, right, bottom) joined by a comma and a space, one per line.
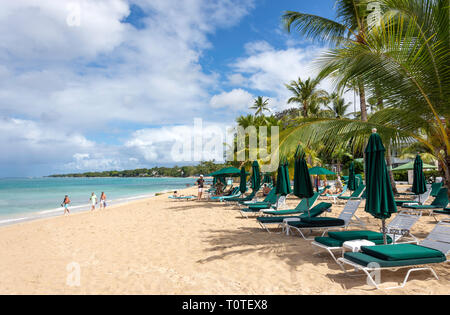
0, 186, 448, 295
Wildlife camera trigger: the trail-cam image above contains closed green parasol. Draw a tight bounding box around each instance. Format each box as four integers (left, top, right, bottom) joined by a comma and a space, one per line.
364, 130, 397, 244
348, 162, 357, 191
275, 159, 292, 196
251, 161, 261, 192
412, 154, 427, 201
294, 146, 314, 217
239, 167, 247, 193
262, 173, 273, 185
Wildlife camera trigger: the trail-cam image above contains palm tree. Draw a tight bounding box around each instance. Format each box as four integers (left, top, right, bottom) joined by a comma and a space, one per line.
250, 96, 270, 116
282, 0, 371, 121
276, 0, 450, 194
324, 92, 352, 118
285, 77, 328, 118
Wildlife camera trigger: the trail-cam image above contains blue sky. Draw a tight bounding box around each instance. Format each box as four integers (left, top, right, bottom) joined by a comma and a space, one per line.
0, 0, 343, 177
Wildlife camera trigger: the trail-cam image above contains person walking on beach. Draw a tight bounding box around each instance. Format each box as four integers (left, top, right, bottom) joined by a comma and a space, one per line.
62, 195, 70, 215
100, 192, 107, 209
90, 192, 97, 211
196, 175, 205, 201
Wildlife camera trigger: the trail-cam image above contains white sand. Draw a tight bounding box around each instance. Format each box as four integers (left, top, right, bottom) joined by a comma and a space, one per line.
0, 186, 448, 294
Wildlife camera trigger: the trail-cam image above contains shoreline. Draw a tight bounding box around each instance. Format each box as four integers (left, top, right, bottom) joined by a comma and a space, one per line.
0, 187, 189, 229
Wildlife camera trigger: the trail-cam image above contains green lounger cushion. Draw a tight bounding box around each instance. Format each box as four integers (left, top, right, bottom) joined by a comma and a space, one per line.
314, 237, 344, 247
241, 208, 263, 213
257, 202, 331, 224
315, 236, 389, 247
263, 209, 302, 215
404, 188, 448, 209
395, 200, 418, 206
431, 182, 443, 197
328, 230, 392, 242
246, 203, 274, 210
360, 244, 445, 261
404, 204, 442, 209
343, 251, 446, 268
434, 209, 450, 215
288, 217, 345, 228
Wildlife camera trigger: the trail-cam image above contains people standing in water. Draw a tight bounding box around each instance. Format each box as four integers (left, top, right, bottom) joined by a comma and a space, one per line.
62, 195, 70, 215
196, 175, 205, 201
100, 192, 107, 209
90, 192, 97, 211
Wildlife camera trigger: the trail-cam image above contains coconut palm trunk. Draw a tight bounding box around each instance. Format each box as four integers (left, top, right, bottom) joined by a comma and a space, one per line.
358, 81, 368, 122
386, 146, 398, 194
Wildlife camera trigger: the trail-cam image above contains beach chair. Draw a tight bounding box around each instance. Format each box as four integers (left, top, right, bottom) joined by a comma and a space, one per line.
225, 189, 257, 203
239, 188, 277, 208
210, 187, 240, 201
216, 187, 242, 202
402, 188, 448, 214
168, 195, 196, 201
311, 210, 422, 264
431, 207, 450, 222
338, 185, 366, 201
261, 192, 321, 216
285, 199, 365, 239
337, 219, 450, 290
395, 188, 431, 207
325, 185, 348, 203
430, 182, 443, 197
239, 193, 282, 218
256, 202, 332, 233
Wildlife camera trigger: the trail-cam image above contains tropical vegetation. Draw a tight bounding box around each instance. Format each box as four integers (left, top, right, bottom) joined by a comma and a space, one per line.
231, 0, 449, 195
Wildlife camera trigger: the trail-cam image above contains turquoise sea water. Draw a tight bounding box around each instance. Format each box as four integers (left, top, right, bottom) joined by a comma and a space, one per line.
0, 177, 195, 225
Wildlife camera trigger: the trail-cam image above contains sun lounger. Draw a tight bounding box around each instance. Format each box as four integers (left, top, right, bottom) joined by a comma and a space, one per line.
239, 193, 283, 218
337, 219, 450, 289
261, 192, 320, 216
395, 188, 431, 206
285, 199, 365, 239
430, 182, 443, 197
225, 190, 257, 203
433, 208, 450, 215
168, 195, 196, 200
325, 185, 348, 203
402, 188, 448, 213
240, 188, 276, 205
311, 209, 422, 263
210, 187, 240, 201
239, 189, 277, 209
256, 202, 332, 233
338, 185, 366, 201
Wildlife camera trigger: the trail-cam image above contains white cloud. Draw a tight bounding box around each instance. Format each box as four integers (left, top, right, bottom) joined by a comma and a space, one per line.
209, 89, 254, 111
228, 43, 354, 112
0, 0, 254, 175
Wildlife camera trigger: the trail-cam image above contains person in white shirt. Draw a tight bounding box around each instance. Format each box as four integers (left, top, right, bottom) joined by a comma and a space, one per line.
90, 192, 98, 211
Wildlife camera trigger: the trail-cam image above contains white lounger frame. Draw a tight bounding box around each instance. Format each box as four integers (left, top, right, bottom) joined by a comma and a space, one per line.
285, 200, 365, 240
311, 209, 422, 264
239, 195, 285, 219
336, 219, 450, 290
256, 198, 322, 233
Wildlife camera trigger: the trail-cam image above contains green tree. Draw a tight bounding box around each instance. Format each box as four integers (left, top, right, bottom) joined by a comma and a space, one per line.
250, 96, 271, 116
285, 77, 328, 118
282, 0, 371, 121
278, 0, 450, 193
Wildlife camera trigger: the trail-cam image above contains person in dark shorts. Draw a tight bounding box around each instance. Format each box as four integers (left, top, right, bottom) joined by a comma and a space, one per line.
196, 175, 205, 200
